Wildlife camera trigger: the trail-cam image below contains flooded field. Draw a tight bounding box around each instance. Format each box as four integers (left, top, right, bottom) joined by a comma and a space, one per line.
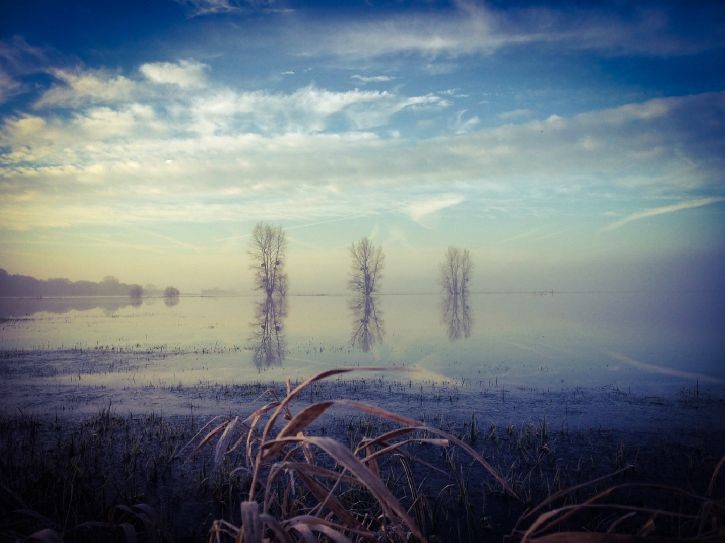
1, 292, 723, 429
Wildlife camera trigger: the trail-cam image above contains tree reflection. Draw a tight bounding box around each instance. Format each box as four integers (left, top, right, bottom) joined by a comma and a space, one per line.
441, 288, 472, 340
440, 246, 473, 340
350, 291, 384, 352
249, 293, 287, 370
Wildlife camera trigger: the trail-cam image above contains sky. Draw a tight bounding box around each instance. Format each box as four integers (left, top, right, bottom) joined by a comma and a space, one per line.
0, 0, 724, 294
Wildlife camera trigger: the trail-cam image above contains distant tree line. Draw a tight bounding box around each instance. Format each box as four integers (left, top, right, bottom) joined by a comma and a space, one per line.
0, 269, 144, 298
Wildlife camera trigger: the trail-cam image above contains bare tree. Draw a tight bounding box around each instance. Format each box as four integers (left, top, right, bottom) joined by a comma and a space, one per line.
440, 246, 472, 297
249, 222, 287, 295
349, 237, 384, 297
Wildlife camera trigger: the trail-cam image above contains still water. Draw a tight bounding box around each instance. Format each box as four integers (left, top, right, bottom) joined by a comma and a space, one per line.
1, 292, 723, 396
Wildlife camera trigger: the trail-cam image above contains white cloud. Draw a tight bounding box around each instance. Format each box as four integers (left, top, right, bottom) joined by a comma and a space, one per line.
2, 84, 723, 230
452, 110, 480, 134
0, 69, 22, 104
602, 197, 725, 231
140, 59, 208, 88
350, 74, 395, 84
497, 108, 532, 121
189, 85, 448, 134
176, 0, 241, 16
407, 195, 465, 223
35, 68, 136, 107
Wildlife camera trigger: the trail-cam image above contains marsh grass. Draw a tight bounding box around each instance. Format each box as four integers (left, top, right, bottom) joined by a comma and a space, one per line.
509, 458, 725, 542
192, 367, 517, 542
1, 372, 722, 542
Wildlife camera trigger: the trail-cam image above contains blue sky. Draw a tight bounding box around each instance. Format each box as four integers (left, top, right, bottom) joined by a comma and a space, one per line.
0, 0, 723, 293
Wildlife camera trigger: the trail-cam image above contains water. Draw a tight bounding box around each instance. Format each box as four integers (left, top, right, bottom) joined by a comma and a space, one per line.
1, 292, 723, 396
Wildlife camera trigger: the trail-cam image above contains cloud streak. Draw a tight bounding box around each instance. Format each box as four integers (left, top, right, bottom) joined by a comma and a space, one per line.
603, 197, 724, 231
294, 2, 722, 59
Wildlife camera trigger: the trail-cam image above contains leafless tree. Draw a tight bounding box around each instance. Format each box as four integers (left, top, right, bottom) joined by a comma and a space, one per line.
440, 246, 472, 297
349, 237, 384, 297
249, 222, 287, 295
249, 293, 287, 370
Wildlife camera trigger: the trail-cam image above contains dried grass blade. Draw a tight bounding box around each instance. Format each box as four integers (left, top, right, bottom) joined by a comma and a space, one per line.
179, 415, 226, 457
240, 501, 263, 543
264, 401, 335, 459
308, 523, 355, 543
118, 522, 138, 543
363, 438, 449, 464
607, 512, 638, 533
262, 368, 411, 444
415, 425, 517, 498
708, 456, 725, 497
355, 427, 418, 454
28, 529, 63, 543
214, 416, 239, 464
517, 465, 633, 524
330, 399, 421, 427
250, 367, 411, 501
278, 435, 426, 542
294, 469, 362, 530
529, 533, 672, 542
523, 503, 699, 542
259, 513, 293, 543
192, 420, 230, 456
289, 523, 316, 543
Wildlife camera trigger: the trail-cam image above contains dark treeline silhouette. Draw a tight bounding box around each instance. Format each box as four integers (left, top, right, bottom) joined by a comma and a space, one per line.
0, 269, 144, 298
348, 237, 385, 352
247, 222, 289, 370
0, 297, 141, 318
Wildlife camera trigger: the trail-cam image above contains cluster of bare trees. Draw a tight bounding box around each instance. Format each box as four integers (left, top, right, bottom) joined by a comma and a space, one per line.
246, 223, 475, 365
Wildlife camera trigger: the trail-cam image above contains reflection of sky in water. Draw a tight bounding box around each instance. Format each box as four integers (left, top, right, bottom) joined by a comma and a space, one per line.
0, 293, 723, 394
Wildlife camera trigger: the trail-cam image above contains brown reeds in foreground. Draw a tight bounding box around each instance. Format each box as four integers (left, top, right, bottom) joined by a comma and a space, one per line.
509, 458, 725, 543
192, 367, 518, 542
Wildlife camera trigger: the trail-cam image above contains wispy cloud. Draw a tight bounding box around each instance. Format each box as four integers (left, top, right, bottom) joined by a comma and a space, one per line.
35, 68, 136, 108
350, 74, 395, 84
176, 0, 291, 17
406, 195, 465, 224
296, 2, 721, 59
140, 60, 208, 88
602, 197, 724, 231
498, 108, 532, 121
